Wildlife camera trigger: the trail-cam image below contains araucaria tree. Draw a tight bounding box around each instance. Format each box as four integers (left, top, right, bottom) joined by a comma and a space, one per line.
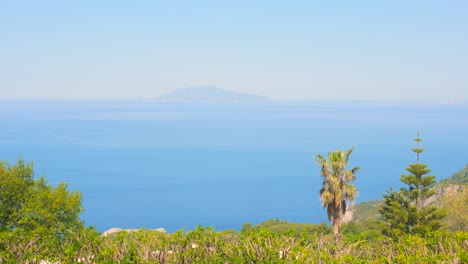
315, 148, 359, 241
379, 133, 446, 237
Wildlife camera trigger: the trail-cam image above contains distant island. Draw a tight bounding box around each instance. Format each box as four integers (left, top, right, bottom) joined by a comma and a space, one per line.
148, 86, 272, 104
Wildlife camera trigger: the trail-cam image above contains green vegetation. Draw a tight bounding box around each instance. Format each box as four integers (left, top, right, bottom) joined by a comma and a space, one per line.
430, 163, 468, 232
0, 225, 466, 263
1, 135, 468, 262
350, 162, 468, 226
379, 133, 446, 237
441, 186, 468, 231
0, 158, 83, 236
349, 200, 381, 222
315, 148, 359, 241
241, 218, 332, 236
440, 163, 468, 185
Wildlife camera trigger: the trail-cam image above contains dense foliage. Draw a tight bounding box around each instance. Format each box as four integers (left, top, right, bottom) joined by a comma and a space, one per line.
0, 226, 467, 263
0, 159, 83, 236
379, 134, 446, 237
242, 218, 333, 236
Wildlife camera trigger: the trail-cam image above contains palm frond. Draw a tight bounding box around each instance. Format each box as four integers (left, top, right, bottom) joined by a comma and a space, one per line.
315, 147, 358, 235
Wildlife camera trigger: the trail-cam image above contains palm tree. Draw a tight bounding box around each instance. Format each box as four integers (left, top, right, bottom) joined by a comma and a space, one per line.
315, 148, 359, 241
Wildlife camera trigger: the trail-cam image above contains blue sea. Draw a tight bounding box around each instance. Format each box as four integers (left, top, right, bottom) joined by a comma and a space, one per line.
1, 100, 467, 232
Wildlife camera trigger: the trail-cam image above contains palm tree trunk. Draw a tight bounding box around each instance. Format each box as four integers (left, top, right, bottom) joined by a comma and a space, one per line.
332, 219, 342, 241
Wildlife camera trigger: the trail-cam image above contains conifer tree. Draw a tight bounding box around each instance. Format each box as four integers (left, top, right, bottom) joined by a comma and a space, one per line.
379, 133, 446, 237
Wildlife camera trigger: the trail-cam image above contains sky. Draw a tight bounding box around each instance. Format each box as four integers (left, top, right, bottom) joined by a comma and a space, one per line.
1, 1, 467, 102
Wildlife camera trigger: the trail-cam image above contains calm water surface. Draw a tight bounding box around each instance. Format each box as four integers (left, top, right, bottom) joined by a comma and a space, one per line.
1, 101, 467, 232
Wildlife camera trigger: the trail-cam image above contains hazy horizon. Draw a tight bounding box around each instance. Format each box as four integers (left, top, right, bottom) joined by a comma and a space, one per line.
1, 1, 467, 103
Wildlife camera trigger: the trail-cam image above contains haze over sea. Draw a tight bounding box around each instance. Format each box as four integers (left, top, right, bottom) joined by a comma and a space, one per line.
1, 100, 467, 232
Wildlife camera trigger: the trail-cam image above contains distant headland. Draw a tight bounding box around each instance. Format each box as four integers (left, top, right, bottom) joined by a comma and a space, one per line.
141, 86, 272, 104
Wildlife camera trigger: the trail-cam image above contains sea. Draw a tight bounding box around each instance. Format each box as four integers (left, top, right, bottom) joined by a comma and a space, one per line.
0, 100, 467, 232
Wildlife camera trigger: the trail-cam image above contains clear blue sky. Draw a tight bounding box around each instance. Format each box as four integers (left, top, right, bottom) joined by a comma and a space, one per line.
1, 1, 467, 102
